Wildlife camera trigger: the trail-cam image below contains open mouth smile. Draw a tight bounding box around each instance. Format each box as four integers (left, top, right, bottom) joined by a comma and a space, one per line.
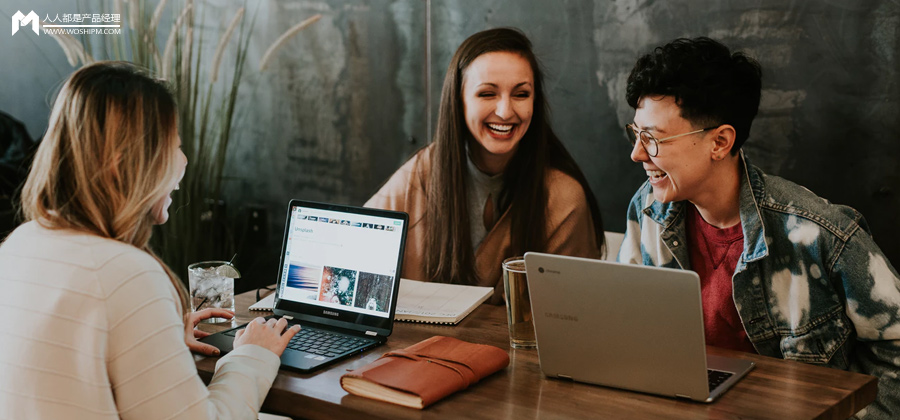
487, 123, 515, 136
646, 169, 668, 183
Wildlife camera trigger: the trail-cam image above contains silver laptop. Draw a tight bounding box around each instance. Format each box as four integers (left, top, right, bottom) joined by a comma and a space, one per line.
202, 200, 408, 372
523, 252, 754, 402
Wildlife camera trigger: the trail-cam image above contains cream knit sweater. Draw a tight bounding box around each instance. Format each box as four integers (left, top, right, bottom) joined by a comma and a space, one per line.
0, 221, 281, 419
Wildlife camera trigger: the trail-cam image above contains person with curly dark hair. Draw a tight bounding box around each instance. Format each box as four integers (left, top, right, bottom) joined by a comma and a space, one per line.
618, 37, 899, 419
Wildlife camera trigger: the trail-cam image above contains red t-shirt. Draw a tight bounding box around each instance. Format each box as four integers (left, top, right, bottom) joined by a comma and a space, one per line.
685, 205, 756, 353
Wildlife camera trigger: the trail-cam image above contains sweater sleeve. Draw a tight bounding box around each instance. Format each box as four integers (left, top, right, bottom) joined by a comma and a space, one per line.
543, 170, 601, 260
103, 256, 280, 420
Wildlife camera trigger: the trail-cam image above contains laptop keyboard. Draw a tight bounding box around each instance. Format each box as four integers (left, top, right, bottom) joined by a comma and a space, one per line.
224, 324, 375, 358
708, 369, 734, 391
286, 328, 375, 357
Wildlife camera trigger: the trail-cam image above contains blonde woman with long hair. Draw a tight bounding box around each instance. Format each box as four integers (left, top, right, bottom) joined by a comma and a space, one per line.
0, 62, 299, 419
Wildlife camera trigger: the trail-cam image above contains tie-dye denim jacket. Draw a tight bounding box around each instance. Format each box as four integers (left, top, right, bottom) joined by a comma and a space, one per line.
618, 156, 900, 419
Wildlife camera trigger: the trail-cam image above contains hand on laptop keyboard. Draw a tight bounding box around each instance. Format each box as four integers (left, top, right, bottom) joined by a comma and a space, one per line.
234, 317, 302, 357
185, 308, 235, 356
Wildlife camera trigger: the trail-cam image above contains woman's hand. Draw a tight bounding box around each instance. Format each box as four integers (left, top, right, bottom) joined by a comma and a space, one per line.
234, 317, 301, 357
184, 308, 234, 356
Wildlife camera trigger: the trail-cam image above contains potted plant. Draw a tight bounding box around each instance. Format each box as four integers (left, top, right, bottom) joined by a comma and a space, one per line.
45, 0, 320, 279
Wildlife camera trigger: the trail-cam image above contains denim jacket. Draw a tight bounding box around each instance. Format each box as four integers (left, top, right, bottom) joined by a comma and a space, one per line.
618, 156, 900, 419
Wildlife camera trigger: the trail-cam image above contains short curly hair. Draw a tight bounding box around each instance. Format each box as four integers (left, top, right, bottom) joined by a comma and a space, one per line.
626, 37, 762, 154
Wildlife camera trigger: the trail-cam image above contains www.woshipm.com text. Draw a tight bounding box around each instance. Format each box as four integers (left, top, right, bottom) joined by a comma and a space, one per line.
43, 28, 122, 35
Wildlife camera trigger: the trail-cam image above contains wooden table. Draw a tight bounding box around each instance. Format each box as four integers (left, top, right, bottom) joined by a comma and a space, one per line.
195, 290, 877, 420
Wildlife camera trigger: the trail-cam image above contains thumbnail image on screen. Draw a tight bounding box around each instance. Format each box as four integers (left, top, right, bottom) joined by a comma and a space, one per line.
353, 272, 393, 312
285, 263, 321, 300
319, 266, 357, 306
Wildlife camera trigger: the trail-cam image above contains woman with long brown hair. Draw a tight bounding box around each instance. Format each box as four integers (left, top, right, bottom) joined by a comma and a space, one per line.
0, 62, 298, 419
367, 28, 604, 303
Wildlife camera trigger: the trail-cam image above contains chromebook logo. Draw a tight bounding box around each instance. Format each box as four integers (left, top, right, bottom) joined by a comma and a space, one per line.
12, 10, 40, 36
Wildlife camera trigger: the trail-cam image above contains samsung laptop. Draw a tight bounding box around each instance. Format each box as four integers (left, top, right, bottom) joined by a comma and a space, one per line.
523, 253, 754, 402
202, 200, 408, 372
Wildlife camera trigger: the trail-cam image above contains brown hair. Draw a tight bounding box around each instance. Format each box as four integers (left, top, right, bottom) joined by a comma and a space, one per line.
21, 61, 189, 312
424, 28, 605, 285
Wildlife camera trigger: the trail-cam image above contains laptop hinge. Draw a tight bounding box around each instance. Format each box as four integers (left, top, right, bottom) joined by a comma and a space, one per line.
283, 315, 293, 320
675, 394, 692, 400
365, 331, 377, 336
557, 374, 572, 380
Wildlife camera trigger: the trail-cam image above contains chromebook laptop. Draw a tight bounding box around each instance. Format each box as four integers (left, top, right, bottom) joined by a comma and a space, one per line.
523, 252, 754, 402
202, 200, 408, 372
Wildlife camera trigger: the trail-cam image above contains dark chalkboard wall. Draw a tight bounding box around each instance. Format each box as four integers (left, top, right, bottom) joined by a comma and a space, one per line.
1, 0, 898, 288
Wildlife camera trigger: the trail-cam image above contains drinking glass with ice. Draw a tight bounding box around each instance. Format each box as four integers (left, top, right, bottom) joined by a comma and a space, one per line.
188, 261, 241, 323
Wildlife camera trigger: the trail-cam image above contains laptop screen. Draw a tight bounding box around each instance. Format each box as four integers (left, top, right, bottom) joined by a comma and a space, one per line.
273, 201, 408, 333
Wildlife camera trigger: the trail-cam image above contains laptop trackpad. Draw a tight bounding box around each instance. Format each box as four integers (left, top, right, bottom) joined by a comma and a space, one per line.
281, 350, 321, 370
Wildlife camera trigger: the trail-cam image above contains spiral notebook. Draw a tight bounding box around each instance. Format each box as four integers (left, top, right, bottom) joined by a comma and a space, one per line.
393, 279, 493, 325
249, 292, 277, 311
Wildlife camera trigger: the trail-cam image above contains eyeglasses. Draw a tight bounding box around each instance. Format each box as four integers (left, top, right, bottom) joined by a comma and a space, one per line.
625, 124, 718, 157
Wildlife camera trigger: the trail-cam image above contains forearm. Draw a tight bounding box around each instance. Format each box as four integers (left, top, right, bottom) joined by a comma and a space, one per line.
205, 345, 282, 418
108, 269, 282, 420
835, 232, 900, 418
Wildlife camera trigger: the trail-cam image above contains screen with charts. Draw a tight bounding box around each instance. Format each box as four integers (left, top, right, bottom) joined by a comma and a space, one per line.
277, 205, 404, 319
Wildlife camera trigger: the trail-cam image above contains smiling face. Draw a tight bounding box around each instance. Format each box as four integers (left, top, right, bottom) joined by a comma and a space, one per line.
461, 51, 534, 174
150, 135, 187, 225
630, 95, 716, 204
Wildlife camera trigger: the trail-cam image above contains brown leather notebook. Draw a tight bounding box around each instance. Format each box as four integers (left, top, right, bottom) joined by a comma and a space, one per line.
340, 336, 510, 408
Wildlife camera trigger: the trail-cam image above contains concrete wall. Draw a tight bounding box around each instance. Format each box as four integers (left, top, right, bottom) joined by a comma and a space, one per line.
2, 0, 898, 288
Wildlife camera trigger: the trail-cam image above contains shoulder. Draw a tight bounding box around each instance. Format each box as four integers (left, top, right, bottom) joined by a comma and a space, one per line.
366, 145, 432, 209
0, 221, 172, 304
80, 236, 171, 303
621, 180, 655, 228
751, 165, 864, 238
386, 145, 433, 186
627, 180, 653, 212
1, 221, 161, 271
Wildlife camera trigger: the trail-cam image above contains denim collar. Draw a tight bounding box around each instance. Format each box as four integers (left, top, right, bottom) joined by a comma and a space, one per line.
641, 151, 770, 264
